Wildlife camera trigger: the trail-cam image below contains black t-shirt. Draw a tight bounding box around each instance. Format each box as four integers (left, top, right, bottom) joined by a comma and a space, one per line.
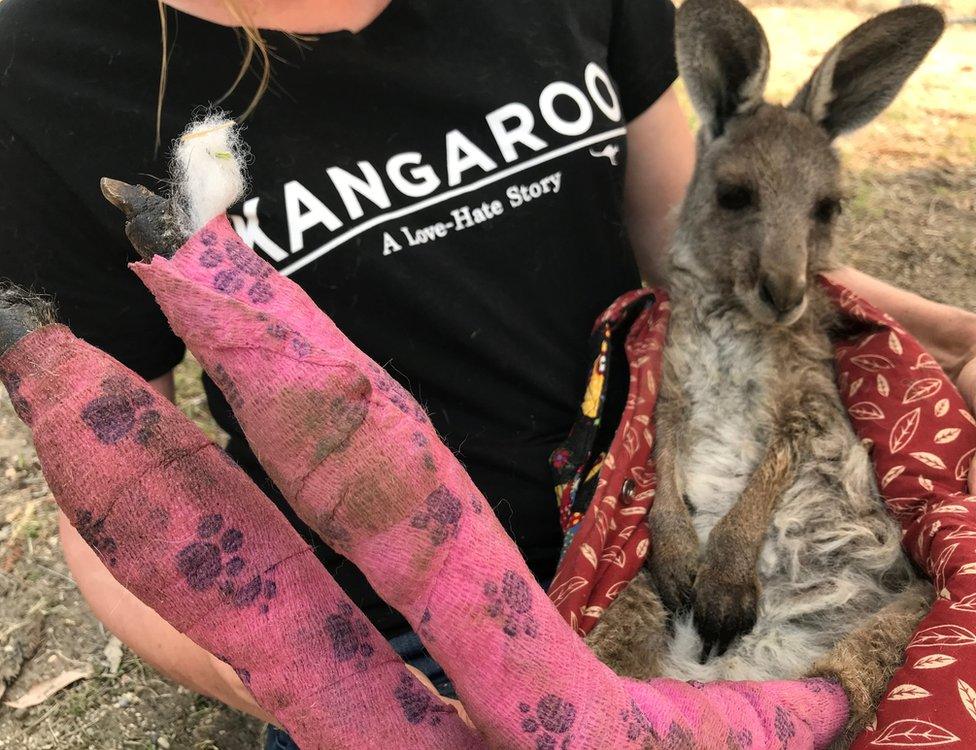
0, 0, 677, 639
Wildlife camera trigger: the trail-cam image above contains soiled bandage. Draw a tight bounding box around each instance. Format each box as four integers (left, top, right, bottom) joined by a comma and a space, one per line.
0, 325, 478, 750
132, 216, 849, 749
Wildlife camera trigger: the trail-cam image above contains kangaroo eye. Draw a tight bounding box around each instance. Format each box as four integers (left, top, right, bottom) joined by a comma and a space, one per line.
814, 197, 841, 223
716, 184, 755, 211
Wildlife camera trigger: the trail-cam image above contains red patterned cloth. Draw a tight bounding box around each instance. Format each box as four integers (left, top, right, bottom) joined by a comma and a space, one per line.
549, 278, 976, 747
548, 288, 666, 635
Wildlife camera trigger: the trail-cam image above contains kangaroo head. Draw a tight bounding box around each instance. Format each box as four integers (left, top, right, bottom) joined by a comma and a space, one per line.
672, 0, 944, 326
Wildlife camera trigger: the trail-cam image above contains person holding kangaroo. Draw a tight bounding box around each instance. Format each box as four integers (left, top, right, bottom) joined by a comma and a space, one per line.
1, 0, 976, 748
586, 0, 950, 743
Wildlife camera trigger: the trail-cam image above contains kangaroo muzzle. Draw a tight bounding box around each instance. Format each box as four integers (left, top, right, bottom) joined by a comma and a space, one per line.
757, 270, 807, 321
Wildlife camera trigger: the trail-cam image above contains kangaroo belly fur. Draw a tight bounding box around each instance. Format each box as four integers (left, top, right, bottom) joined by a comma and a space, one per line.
656, 290, 917, 682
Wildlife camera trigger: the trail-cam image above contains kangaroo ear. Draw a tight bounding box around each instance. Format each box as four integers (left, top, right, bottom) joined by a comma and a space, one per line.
675, 0, 770, 140
790, 5, 944, 139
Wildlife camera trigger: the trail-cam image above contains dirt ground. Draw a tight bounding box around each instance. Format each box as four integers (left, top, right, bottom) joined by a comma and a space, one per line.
1, 2, 974, 748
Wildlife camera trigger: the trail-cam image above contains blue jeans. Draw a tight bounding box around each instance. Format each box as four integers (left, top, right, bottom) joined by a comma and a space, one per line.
264, 630, 455, 750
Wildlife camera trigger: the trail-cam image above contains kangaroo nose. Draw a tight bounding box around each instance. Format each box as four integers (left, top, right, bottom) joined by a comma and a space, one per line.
758, 273, 805, 316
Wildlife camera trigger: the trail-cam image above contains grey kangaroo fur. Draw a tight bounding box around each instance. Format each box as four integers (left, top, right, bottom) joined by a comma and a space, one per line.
585, 1, 944, 744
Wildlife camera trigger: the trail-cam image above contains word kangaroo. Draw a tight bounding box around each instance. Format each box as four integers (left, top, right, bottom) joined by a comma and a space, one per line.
230, 63, 623, 265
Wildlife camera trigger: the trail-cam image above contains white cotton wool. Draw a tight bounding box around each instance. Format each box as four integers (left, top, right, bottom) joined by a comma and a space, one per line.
170, 115, 249, 234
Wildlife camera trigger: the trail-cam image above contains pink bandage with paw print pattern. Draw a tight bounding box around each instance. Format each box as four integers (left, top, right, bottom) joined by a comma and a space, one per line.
0, 325, 478, 750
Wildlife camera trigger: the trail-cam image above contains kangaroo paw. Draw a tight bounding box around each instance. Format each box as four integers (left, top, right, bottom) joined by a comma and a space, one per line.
648, 511, 699, 616
585, 568, 667, 680
0, 284, 56, 355
100, 178, 186, 261
692, 565, 759, 663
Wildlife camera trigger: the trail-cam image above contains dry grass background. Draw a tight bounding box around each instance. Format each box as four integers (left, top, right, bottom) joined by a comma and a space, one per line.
1, 1, 974, 748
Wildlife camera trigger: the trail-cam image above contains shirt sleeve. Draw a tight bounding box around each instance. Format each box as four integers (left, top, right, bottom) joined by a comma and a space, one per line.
608, 0, 679, 122
0, 122, 186, 381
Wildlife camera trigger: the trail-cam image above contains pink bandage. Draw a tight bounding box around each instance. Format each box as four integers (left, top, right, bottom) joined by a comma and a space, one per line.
132, 216, 849, 749
0, 325, 477, 750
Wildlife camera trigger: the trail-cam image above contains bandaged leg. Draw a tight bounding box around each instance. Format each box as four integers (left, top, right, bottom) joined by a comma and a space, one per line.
0, 294, 477, 750
131, 215, 849, 749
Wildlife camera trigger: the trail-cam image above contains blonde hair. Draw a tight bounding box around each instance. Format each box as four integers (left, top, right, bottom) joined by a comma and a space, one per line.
155, 0, 271, 150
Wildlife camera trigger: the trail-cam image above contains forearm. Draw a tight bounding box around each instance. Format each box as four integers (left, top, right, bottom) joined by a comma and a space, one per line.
623, 87, 695, 285
826, 266, 976, 379
60, 512, 275, 723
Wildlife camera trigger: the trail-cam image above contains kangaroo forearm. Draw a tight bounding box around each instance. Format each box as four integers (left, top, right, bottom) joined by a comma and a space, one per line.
708, 440, 795, 562
649, 399, 691, 519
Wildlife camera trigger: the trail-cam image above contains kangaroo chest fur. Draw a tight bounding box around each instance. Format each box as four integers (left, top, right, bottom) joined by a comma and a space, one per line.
656, 293, 916, 682
671, 310, 774, 545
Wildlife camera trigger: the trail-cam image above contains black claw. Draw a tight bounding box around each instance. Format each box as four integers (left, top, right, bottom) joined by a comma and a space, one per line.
696, 615, 720, 664
699, 641, 713, 665
0, 284, 56, 355
100, 177, 185, 260
716, 631, 735, 658
694, 605, 757, 661
100, 178, 160, 221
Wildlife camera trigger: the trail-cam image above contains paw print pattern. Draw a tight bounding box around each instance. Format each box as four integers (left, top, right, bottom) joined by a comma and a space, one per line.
197, 230, 275, 305
774, 706, 796, 749
518, 694, 577, 750
802, 678, 837, 696
325, 602, 375, 669
394, 674, 454, 727
175, 514, 277, 613
0, 370, 32, 424
661, 722, 694, 750
75, 510, 118, 567
81, 376, 161, 446
410, 432, 437, 471
484, 570, 538, 638
410, 486, 462, 546
727, 729, 754, 750
372, 367, 429, 424
620, 699, 657, 744
264, 320, 312, 359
